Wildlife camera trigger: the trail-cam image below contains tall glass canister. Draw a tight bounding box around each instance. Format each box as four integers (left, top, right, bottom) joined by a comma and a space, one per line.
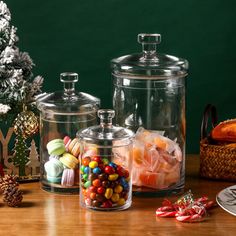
112, 34, 188, 196
78, 109, 134, 210
36, 72, 100, 193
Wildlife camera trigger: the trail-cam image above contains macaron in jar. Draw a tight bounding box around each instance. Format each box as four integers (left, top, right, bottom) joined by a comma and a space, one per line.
36, 72, 100, 193
78, 109, 134, 210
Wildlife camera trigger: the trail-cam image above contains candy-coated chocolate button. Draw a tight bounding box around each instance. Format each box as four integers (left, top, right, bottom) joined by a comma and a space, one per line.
92, 179, 101, 187
84, 180, 91, 188
96, 193, 106, 202
98, 163, 105, 171
97, 186, 105, 194
90, 192, 96, 200
102, 180, 110, 188
84, 166, 90, 174
102, 158, 109, 165
93, 167, 101, 174
104, 188, 113, 199
89, 173, 98, 181
105, 166, 115, 174
123, 183, 129, 190
98, 173, 108, 181
123, 169, 129, 178
103, 200, 113, 208
80, 165, 85, 174
110, 180, 119, 188
111, 193, 120, 202
109, 162, 117, 169
82, 174, 88, 180
92, 200, 101, 207
88, 186, 97, 193
116, 166, 126, 177
108, 174, 119, 181
82, 157, 91, 166
92, 156, 102, 163
117, 198, 126, 206
114, 185, 123, 193
120, 177, 127, 185
89, 161, 98, 169
126, 176, 130, 182
120, 191, 128, 200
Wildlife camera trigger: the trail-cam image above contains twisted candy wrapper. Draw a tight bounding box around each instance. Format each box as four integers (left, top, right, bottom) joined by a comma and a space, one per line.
156, 190, 216, 223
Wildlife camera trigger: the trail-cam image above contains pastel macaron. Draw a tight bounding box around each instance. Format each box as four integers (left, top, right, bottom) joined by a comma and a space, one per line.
47, 175, 62, 183
47, 139, 66, 156
61, 169, 75, 186
60, 153, 79, 169
44, 158, 64, 177
63, 136, 72, 150
49, 155, 60, 160
68, 138, 80, 157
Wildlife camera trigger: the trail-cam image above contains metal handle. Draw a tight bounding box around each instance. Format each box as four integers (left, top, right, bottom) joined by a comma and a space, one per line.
200, 104, 218, 140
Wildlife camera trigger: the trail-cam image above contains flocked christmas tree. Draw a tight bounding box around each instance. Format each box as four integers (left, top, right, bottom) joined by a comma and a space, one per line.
12, 134, 29, 177
0, 1, 43, 123
0, 1, 43, 178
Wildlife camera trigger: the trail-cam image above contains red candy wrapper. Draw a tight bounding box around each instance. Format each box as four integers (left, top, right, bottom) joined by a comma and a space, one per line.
156, 190, 216, 223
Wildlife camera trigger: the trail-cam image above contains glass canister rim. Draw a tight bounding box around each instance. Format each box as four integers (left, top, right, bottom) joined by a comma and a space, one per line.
36, 91, 100, 115
78, 126, 134, 141
111, 52, 188, 78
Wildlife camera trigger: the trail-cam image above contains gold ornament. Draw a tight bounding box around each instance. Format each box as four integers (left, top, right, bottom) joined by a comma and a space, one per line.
13, 108, 39, 138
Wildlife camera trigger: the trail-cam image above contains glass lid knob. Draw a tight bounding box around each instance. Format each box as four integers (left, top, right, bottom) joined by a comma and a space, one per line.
98, 109, 115, 128
60, 72, 78, 97
138, 33, 161, 60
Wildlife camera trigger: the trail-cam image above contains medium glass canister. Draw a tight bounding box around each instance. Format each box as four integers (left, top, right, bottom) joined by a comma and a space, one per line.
36, 72, 100, 193
78, 109, 134, 210
112, 33, 188, 196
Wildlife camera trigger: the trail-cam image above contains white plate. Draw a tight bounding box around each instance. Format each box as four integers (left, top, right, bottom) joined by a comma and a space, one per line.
216, 185, 236, 216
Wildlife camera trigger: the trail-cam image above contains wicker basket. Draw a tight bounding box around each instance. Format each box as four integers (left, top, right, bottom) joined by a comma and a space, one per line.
199, 104, 236, 181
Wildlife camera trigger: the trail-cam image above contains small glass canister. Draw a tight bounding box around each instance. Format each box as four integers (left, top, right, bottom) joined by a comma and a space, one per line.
78, 109, 134, 210
36, 72, 100, 193
112, 33, 188, 196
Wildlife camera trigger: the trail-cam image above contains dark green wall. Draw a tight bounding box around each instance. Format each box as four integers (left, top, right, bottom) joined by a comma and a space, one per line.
5, 0, 236, 153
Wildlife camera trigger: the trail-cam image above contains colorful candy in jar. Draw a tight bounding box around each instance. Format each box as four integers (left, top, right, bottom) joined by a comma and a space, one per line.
132, 127, 182, 190
80, 147, 130, 209
43, 136, 80, 188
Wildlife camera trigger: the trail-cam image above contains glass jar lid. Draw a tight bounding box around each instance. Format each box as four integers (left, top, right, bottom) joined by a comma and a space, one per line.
78, 109, 134, 146
36, 72, 100, 115
111, 33, 188, 78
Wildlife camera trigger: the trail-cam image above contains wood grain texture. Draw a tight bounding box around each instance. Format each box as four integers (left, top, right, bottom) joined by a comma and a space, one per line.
0, 155, 235, 236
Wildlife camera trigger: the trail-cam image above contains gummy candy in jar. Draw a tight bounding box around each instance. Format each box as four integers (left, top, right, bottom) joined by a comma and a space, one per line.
36, 72, 100, 194
112, 33, 188, 196
78, 109, 134, 210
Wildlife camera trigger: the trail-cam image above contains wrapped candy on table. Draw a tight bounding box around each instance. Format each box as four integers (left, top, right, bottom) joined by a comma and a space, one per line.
132, 128, 182, 191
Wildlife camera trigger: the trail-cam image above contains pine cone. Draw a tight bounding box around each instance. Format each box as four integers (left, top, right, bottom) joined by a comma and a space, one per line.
3, 185, 23, 207
0, 174, 19, 192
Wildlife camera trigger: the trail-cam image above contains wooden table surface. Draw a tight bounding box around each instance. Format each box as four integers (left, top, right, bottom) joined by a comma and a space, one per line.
0, 154, 235, 236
